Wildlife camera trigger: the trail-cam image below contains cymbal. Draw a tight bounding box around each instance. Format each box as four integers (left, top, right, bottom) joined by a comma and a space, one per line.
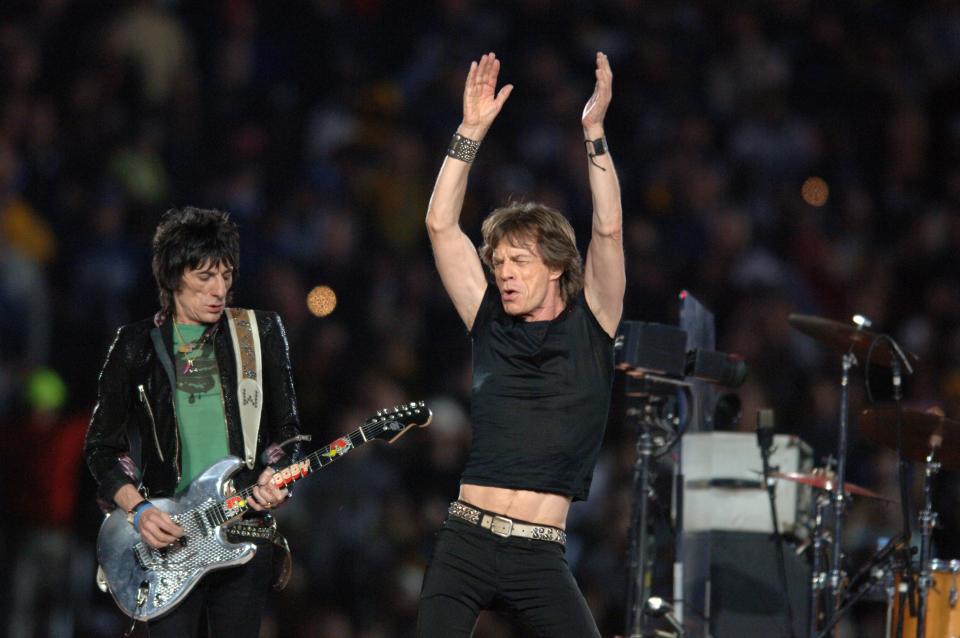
859, 406, 960, 469
769, 470, 892, 501
787, 314, 918, 368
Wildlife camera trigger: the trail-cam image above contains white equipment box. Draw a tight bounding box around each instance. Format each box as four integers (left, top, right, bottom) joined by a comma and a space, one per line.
682, 432, 813, 535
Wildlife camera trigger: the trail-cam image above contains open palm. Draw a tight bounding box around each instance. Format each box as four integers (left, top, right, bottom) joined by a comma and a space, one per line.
461, 52, 514, 137
582, 52, 612, 132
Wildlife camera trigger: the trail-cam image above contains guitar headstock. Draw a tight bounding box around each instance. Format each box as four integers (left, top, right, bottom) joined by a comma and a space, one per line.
364, 401, 432, 443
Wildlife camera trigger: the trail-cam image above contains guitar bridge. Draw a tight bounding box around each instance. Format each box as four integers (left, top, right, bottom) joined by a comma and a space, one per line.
133, 542, 155, 569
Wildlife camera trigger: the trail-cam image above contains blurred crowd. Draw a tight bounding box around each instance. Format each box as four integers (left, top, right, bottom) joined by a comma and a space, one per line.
2, 1, 960, 636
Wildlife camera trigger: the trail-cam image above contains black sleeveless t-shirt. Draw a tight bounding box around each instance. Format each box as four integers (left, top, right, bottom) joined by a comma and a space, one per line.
461, 284, 615, 501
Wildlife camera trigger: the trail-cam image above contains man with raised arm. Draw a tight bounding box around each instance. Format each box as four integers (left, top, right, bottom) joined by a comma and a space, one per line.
417, 52, 624, 637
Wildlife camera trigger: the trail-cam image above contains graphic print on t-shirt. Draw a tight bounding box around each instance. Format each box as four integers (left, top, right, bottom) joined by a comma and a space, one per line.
175, 343, 218, 403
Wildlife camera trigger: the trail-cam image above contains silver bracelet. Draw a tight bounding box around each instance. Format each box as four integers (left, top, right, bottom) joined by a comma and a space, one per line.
447, 132, 481, 164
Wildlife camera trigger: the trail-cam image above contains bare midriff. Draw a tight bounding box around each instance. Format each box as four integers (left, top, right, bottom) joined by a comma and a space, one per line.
459, 483, 572, 529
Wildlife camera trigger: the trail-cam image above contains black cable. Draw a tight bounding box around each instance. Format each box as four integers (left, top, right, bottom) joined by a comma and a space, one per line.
760, 438, 798, 638
864, 333, 914, 634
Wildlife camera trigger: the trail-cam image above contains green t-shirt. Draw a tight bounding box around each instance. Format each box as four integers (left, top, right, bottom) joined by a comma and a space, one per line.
173, 323, 230, 493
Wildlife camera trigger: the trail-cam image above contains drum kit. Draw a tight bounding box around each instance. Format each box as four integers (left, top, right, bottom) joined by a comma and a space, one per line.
786, 313, 960, 638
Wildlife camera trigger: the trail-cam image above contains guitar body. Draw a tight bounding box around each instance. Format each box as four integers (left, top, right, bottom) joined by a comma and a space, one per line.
97, 457, 256, 621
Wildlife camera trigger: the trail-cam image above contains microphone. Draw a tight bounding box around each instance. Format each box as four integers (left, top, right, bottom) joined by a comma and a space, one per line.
757, 408, 775, 454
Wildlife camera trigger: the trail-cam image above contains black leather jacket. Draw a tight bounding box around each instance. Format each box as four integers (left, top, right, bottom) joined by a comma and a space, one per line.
84, 309, 302, 506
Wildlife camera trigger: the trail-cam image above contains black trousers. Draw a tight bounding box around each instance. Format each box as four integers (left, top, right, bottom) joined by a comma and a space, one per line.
147, 540, 274, 638
417, 516, 600, 638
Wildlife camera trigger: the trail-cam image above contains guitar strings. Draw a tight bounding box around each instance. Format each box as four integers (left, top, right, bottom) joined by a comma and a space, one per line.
221, 413, 418, 513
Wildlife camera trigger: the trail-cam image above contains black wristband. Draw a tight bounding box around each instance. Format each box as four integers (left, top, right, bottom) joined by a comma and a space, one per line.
447, 132, 481, 164
585, 136, 609, 171
585, 136, 608, 157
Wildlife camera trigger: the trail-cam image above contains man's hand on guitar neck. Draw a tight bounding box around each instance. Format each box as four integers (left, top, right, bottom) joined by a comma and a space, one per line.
249, 466, 288, 511
114, 483, 184, 549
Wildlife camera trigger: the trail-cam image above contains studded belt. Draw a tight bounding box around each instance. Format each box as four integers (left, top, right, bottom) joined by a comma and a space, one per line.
447, 501, 567, 547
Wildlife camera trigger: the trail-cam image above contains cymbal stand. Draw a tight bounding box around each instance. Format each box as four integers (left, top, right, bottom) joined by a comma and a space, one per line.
823, 351, 856, 636
915, 446, 941, 638
808, 490, 831, 637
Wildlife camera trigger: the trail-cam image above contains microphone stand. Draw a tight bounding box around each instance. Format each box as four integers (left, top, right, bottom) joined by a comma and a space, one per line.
888, 342, 917, 638
818, 335, 916, 637
824, 350, 856, 634
758, 416, 798, 638
890, 358, 925, 638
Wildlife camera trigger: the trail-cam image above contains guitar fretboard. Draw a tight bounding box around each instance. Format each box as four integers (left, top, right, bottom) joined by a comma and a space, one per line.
200, 409, 422, 527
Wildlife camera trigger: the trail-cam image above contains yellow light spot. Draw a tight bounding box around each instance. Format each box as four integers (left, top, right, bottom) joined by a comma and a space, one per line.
307, 285, 337, 317
801, 176, 829, 207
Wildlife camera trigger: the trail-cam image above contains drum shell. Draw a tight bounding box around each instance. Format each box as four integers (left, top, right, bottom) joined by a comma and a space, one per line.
889, 559, 960, 638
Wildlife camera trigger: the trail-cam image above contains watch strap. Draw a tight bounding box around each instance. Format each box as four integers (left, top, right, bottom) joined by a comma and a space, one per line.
585, 136, 609, 171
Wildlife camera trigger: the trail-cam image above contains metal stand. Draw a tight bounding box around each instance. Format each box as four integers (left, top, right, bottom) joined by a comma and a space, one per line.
760, 432, 798, 638
824, 351, 856, 634
808, 492, 830, 637
627, 427, 657, 638
624, 392, 683, 638
817, 534, 904, 638
915, 449, 940, 638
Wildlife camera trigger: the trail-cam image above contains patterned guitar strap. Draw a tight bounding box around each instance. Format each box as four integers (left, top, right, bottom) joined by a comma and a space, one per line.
226, 309, 293, 592
226, 308, 263, 469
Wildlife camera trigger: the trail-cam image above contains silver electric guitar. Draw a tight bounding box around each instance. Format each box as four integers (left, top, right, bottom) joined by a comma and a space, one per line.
97, 401, 431, 621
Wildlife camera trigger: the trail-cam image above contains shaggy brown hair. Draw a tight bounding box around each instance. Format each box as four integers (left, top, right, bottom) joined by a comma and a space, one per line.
152, 206, 240, 319
479, 201, 584, 303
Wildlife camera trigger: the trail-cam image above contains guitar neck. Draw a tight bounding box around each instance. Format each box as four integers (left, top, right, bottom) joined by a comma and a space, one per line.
209, 402, 430, 523
218, 427, 360, 520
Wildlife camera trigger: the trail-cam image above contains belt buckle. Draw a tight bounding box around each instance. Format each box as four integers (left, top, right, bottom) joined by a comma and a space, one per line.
489, 515, 513, 538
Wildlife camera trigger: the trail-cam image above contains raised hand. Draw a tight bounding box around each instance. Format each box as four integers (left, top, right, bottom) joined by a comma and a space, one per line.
460, 52, 514, 141
581, 52, 612, 136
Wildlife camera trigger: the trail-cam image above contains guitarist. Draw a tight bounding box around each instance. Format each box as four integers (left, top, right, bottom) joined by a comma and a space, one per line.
417, 52, 624, 636
84, 206, 301, 637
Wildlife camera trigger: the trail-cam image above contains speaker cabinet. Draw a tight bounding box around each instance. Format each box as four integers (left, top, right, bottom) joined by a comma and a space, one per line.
684, 530, 811, 638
